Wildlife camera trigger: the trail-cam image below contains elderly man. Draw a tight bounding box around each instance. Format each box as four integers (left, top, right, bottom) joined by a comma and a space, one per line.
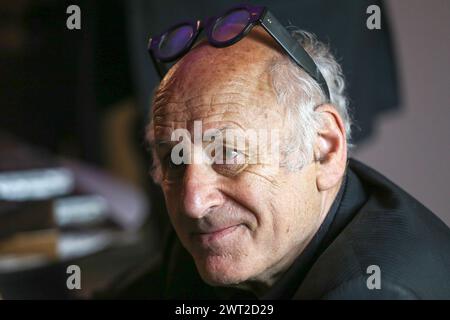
108, 5, 450, 299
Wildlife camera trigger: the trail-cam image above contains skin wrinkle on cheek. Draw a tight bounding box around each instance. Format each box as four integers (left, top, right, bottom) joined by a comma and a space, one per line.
236, 170, 285, 248
241, 168, 280, 187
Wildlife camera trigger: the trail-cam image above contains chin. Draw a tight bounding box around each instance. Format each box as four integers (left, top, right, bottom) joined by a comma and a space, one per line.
194, 253, 255, 287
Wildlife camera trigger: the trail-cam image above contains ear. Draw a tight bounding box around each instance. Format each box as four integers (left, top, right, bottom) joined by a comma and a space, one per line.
313, 104, 347, 191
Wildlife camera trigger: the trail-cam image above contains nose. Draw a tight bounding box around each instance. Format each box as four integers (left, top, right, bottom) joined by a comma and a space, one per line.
181, 163, 224, 219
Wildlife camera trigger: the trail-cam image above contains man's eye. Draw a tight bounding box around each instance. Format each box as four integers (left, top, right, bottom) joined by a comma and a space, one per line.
163, 154, 185, 179
212, 147, 247, 177
212, 146, 243, 164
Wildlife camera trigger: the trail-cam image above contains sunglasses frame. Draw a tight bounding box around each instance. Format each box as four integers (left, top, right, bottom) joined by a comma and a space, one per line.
148, 4, 330, 99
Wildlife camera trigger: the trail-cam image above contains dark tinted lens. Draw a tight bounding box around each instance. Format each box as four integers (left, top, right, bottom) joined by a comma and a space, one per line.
159, 24, 194, 59
212, 9, 250, 43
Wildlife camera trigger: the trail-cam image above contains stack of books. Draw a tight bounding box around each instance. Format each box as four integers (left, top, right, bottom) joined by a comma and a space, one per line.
0, 133, 126, 273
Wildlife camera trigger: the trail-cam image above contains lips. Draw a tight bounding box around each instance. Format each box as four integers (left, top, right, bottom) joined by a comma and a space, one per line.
192, 224, 241, 246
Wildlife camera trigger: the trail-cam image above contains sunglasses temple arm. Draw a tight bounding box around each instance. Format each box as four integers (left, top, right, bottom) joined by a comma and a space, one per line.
150, 51, 169, 79
260, 10, 330, 100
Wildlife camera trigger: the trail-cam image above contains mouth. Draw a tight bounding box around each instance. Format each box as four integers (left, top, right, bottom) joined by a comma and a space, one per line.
192, 224, 242, 247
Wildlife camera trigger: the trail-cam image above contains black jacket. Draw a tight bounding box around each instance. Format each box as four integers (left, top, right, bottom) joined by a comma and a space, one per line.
102, 159, 450, 299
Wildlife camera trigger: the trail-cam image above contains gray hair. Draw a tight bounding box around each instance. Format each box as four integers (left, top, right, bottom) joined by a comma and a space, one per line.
270, 28, 351, 170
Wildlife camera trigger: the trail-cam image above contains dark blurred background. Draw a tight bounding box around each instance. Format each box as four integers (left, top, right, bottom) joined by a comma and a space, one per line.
0, 0, 448, 299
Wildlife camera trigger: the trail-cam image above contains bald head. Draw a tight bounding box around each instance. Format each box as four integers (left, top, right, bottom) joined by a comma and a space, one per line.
152, 26, 284, 114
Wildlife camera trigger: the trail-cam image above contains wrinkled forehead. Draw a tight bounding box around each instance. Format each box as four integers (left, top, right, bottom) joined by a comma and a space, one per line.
151, 27, 286, 134
162, 25, 284, 91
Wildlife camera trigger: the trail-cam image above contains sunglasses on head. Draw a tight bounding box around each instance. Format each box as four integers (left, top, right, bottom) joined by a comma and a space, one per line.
147, 4, 330, 99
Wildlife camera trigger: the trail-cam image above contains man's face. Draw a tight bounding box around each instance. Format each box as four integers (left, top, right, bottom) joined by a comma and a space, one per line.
151, 28, 324, 290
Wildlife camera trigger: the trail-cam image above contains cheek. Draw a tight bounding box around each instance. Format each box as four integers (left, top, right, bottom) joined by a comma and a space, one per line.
271, 172, 321, 247
228, 175, 281, 247
241, 169, 320, 251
